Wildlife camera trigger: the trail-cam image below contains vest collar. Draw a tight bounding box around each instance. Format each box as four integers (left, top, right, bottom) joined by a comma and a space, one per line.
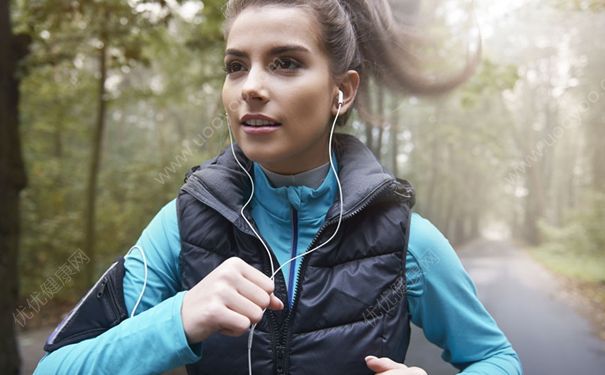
181, 134, 397, 231
252, 159, 337, 222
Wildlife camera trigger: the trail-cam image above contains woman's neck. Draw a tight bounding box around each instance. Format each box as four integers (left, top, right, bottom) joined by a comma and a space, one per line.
259, 162, 330, 189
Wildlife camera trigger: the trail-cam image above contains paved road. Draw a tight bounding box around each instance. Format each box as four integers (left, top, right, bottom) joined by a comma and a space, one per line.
405, 238, 605, 375
19, 239, 605, 374
18, 327, 49, 375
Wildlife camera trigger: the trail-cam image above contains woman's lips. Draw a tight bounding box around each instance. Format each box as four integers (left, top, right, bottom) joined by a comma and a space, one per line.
241, 123, 281, 135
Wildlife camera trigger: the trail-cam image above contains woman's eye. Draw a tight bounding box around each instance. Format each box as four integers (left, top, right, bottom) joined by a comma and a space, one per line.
224, 58, 300, 75
269, 57, 301, 71
223, 61, 246, 74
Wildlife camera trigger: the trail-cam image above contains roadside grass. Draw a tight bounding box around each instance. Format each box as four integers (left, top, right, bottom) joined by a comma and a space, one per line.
526, 244, 605, 340
528, 244, 605, 282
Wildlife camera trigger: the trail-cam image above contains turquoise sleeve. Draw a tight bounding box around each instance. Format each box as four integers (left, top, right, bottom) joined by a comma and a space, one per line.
33, 200, 201, 374
34, 292, 200, 374
406, 212, 523, 374
34, 202, 522, 374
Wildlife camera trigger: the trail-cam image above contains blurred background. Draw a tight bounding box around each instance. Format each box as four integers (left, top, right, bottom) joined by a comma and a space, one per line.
1, 0, 604, 374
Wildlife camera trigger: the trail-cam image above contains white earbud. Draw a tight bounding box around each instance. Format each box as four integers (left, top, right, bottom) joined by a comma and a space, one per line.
338, 90, 344, 106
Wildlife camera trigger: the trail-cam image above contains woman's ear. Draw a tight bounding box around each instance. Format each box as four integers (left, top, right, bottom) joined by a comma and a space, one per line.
332, 70, 360, 115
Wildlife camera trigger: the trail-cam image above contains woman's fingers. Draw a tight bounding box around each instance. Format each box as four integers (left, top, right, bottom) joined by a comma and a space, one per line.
269, 293, 284, 310
216, 307, 254, 336
225, 290, 266, 324
238, 258, 276, 294
233, 258, 284, 311
235, 275, 273, 308
365, 356, 407, 371
181, 257, 283, 343
234, 266, 285, 312
365, 356, 428, 375
365, 356, 407, 372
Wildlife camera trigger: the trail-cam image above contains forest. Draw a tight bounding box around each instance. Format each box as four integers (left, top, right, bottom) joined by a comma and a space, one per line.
1, 0, 604, 373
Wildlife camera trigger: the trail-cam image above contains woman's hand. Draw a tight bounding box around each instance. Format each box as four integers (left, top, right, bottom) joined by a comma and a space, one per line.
181, 257, 284, 344
365, 356, 428, 375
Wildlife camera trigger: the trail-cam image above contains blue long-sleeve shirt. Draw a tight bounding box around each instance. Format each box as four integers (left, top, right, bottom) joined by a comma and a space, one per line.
34, 163, 522, 375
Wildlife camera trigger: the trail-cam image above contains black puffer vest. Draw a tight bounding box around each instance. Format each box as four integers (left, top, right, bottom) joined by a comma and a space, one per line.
176, 134, 415, 375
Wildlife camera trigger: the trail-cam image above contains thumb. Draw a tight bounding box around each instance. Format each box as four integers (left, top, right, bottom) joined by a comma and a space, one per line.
365, 356, 407, 372
269, 293, 284, 310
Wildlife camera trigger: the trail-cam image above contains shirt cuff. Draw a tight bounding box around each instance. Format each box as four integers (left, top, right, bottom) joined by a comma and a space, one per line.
173, 291, 203, 362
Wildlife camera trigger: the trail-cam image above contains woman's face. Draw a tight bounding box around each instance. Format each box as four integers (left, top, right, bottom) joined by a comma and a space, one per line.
222, 5, 338, 174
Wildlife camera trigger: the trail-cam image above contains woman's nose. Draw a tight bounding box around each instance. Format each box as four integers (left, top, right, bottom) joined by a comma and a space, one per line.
241, 65, 269, 103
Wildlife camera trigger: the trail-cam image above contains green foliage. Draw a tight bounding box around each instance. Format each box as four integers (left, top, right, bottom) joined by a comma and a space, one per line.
460, 59, 519, 109
16, 0, 226, 304
528, 243, 605, 283
540, 192, 605, 255
533, 192, 605, 282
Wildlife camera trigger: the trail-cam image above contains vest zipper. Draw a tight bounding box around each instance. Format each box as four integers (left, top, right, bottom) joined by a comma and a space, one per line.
277, 178, 398, 373
287, 207, 299, 307
185, 175, 410, 374
248, 214, 288, 375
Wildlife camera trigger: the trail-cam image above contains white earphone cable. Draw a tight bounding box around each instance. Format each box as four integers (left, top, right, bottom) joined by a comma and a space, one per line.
125, 245, 148, 318
226, 92, 345, 375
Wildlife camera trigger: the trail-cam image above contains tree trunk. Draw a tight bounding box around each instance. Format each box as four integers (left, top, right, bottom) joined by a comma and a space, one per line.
442, 143, 457, 240
83, 25, 108, 287
589, 114, 605, 192
0, 1, 28, 372
518, 80, 547, 245
467, 169, 482, 240
364, 122, 374, 156
525, 163, 545, 245
389, 96, 400, 177
374, 85, 385, 160
424, 107, 441, 220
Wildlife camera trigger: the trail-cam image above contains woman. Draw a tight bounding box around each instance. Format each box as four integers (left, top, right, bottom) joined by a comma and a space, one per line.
35, 1, 522, 374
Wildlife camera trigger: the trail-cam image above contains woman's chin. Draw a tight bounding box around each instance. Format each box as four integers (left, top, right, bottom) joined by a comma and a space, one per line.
238, 145, 284, 166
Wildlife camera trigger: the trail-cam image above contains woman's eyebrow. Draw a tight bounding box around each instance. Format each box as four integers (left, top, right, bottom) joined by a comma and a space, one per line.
224, 44, 311, 58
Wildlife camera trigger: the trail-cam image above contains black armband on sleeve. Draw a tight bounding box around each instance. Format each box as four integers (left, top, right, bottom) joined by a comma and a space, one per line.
44, 256, 129, 352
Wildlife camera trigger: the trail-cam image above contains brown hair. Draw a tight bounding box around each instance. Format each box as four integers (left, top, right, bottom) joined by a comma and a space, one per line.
223, 0, 480, 126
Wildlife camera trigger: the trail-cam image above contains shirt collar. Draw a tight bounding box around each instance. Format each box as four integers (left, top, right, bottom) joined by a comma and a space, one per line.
259, 162, 330, 189
252, 156, 339, 221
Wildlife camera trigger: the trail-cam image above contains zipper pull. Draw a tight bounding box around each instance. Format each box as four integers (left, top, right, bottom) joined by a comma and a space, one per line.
96, 278, 108, 299
393, 181, 413, 200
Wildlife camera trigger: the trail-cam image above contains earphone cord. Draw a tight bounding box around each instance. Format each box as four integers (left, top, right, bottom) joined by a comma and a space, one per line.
125, 245, 148, 319
226, 98, 345, 375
